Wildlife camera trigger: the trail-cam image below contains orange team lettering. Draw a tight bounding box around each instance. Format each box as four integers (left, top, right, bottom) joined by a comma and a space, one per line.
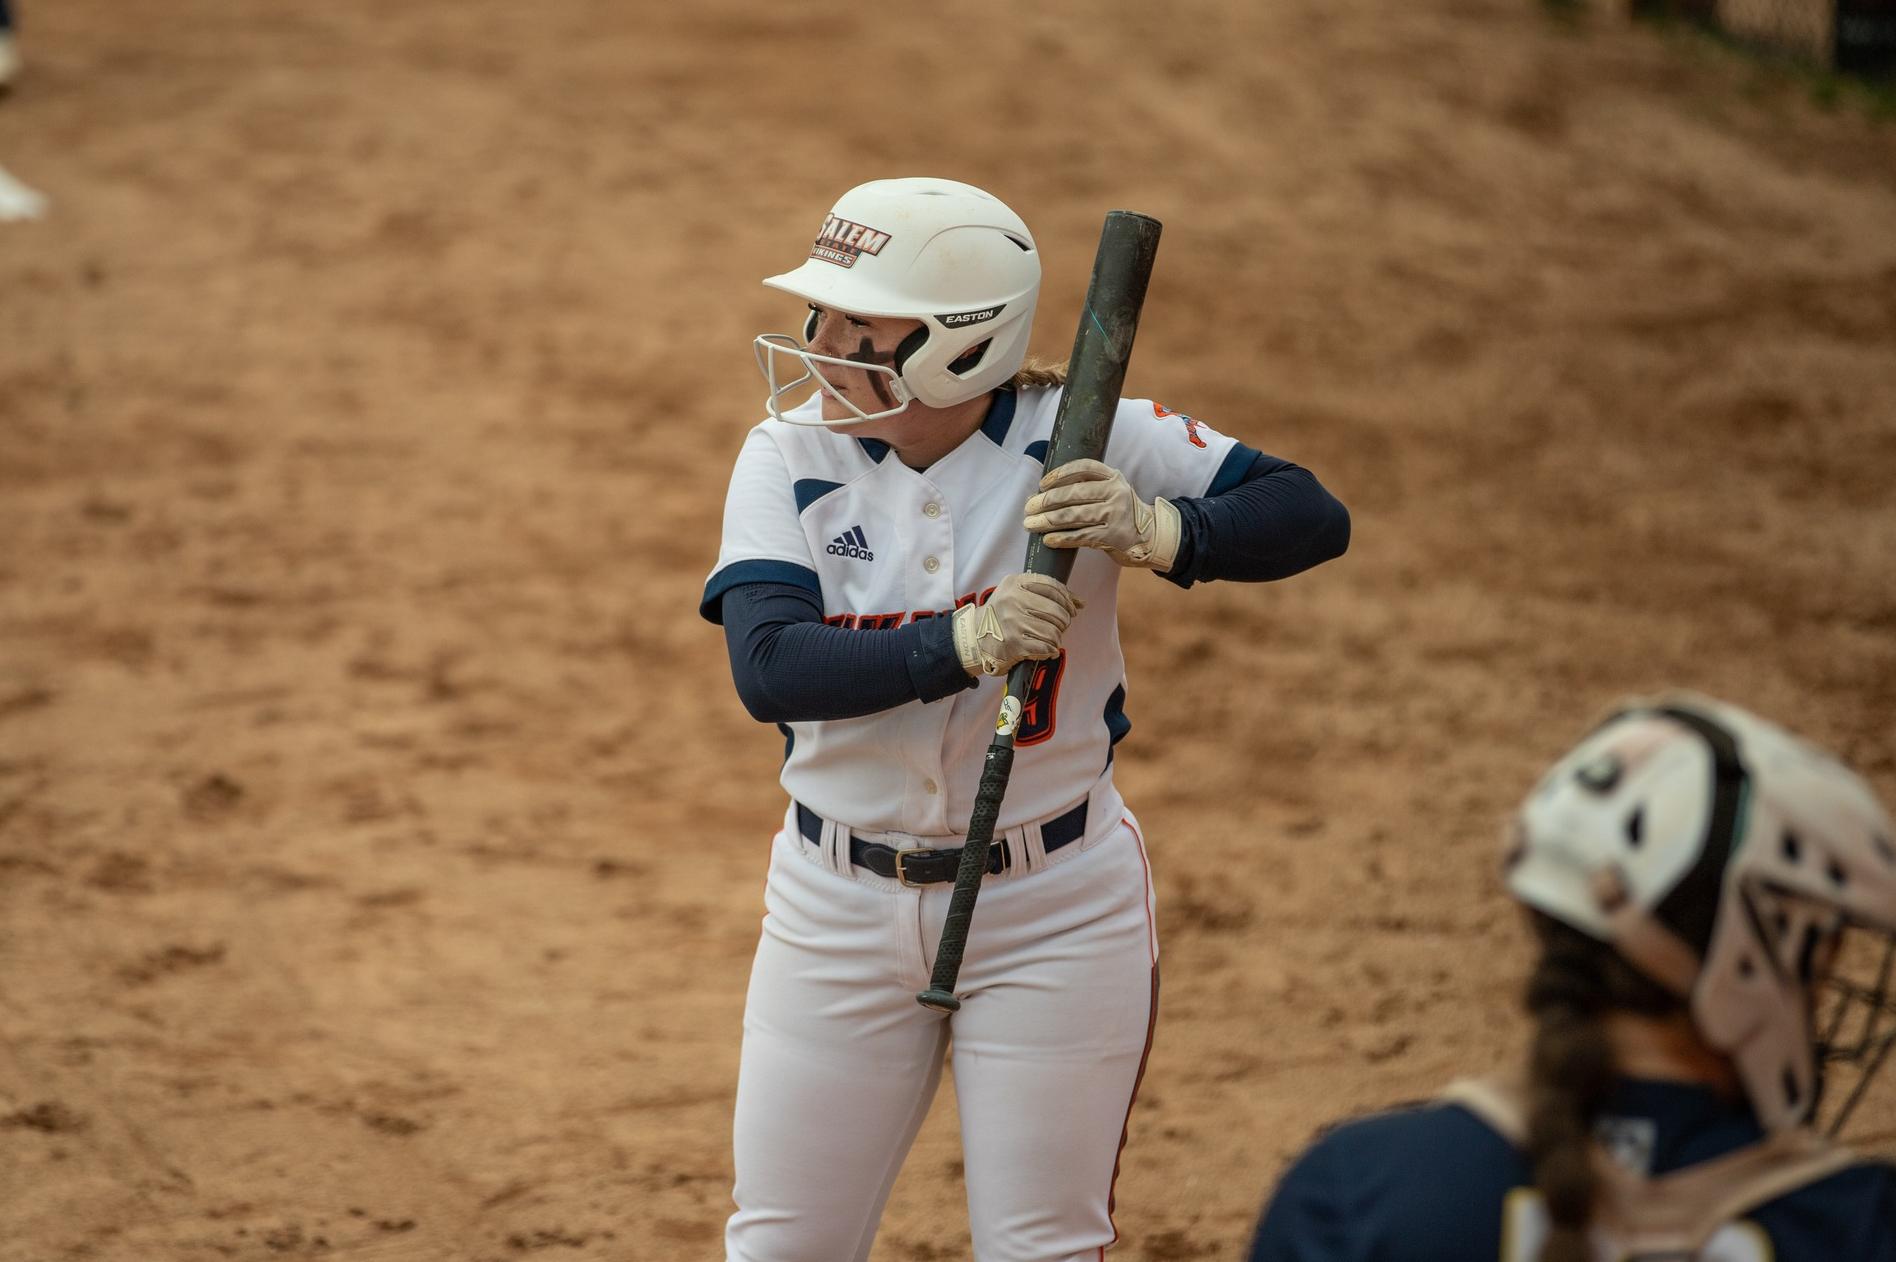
828, 587, 998, 630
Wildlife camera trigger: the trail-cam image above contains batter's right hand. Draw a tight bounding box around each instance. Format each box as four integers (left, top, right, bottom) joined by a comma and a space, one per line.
951, 573, 1083, 677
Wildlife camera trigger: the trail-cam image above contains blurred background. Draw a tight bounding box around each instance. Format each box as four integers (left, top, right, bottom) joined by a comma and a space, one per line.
1, 0, 1892, 1257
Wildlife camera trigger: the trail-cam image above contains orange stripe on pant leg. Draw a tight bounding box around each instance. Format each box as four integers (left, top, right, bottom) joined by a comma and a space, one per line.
1104, 814, 1160, 1248
1104, 962, 1160, 1248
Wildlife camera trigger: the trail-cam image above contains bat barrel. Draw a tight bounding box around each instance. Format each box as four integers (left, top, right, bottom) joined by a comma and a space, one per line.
1023, 210, 1163, 584
916, 209, 1162, 1014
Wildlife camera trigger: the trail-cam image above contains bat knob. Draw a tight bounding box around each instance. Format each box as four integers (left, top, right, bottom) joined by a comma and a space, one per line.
916, 988, 961, 1013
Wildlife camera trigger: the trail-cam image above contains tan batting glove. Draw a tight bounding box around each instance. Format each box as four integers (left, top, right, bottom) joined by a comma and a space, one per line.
951, 573, 1083, 678
1021, 459, 1181, 572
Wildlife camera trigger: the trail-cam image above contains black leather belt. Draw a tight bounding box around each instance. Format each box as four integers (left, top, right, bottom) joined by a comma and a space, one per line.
796, 800, 1088, 886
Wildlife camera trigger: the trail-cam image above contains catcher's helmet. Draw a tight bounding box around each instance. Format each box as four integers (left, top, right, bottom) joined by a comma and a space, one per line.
1505, 693, 1896, 1133
753, 178, 1040, 425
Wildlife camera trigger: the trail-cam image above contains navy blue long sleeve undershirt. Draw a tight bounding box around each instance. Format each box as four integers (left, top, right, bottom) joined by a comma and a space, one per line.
719, 581, 976, 723
710, 446, 1349, 725
1163, 450, 1351, 588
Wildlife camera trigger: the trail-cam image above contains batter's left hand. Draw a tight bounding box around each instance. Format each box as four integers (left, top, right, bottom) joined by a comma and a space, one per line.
1023, 459, 1181, 572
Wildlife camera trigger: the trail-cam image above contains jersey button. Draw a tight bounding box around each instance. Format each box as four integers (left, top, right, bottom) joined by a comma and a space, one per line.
923, 779, 939, 795
923, 501, 941, 518
923, 556, 940, 574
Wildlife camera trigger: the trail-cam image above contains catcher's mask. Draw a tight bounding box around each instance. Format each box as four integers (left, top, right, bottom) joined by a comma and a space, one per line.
1505, 693, 1896, 1136
752, 177, 1040, 427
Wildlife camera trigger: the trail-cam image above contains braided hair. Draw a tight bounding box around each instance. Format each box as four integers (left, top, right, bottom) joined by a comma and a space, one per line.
1524, 913, 1681, 1262
1009, 357, 1068, 389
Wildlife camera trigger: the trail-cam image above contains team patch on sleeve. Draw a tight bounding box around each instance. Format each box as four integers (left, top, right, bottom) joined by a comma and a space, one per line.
1153, 403, 1209, 449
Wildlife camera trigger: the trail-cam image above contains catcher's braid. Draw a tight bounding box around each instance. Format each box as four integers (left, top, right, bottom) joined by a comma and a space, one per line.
1523, 916, 1678, 1262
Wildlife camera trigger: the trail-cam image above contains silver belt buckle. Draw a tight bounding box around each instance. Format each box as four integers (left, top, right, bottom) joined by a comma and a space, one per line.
876, 831, 925, 887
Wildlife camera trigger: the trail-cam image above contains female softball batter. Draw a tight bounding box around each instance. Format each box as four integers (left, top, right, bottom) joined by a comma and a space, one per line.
700, 177, 1350, 1262
1250, 694, 1896, 1262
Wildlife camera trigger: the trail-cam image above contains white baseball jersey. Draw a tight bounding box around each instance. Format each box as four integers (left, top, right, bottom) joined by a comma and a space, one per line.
703, 383, 1244, 837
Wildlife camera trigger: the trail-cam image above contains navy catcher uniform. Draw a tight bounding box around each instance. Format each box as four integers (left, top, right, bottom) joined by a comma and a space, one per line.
0, 0, 16, 88
1250, 694, 1896, 1262
1250, 1082, 1896, 1261
701, 178, 1349, 1262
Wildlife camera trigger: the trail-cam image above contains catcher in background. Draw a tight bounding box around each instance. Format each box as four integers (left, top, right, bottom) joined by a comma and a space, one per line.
0, 0, 46, 225
0, 0, 18, 92
1250, 694, 1896, 1262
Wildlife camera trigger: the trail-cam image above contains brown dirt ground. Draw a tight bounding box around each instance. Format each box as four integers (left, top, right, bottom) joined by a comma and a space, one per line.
3, 1, 1894, 1258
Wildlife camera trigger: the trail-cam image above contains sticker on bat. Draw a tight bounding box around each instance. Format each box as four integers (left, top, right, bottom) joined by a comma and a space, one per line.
996, 694, 1023, 737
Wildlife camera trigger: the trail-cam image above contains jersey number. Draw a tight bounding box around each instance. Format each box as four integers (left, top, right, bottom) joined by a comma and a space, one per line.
1014, 652, 1065, 747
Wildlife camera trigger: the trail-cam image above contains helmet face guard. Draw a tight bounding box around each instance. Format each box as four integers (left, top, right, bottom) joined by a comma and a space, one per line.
753, 177, 1040, 428
1506, 693, 1896, 1134
751, 333, 914, 426
1813, 918, 1896, 1137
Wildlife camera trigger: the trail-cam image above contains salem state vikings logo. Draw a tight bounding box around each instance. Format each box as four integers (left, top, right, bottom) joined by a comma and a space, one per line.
810, 215, 892, 270
1154, 402, 1208, 449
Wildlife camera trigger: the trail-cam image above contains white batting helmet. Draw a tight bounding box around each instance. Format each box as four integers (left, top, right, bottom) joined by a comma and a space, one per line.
753, 177, 1040, 425
1505, 693, 1896, 1133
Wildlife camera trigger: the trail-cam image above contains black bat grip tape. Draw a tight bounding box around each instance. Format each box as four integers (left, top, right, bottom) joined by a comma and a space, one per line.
917, 743, 1016, 1012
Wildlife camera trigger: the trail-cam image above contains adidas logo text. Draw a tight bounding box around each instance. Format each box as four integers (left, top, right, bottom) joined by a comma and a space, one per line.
827, 525, 874, 561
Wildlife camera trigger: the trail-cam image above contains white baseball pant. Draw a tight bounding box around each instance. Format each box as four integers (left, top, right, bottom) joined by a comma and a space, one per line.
725, 812, 1159, 1262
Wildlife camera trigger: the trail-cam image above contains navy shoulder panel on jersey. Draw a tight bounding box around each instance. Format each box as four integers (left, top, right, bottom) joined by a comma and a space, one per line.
1208, 442, 1266, 496
977, 386, 1017, 448
699, 559, 822, 625
793, 479, 845, 514
1249, 1102, 1521, 1262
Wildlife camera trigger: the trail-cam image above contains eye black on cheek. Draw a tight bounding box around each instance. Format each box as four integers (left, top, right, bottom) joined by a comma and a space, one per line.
847, 336, 894, 367
849, 336, 897, 408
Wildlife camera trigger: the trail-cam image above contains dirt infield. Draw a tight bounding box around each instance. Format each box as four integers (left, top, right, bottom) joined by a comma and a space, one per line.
2, 1, 1893, 1258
